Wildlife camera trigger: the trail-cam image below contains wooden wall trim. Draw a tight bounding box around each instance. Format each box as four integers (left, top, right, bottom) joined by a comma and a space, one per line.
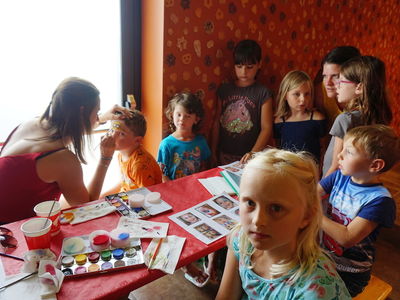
141, 1, 164, 157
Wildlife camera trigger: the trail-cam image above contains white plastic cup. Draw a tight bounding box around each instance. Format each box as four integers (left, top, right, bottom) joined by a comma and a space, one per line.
20, 218, 52, 250
34, 200, 61, 236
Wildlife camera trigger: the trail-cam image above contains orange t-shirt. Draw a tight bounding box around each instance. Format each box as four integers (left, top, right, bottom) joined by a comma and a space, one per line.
118, 146, 162, 192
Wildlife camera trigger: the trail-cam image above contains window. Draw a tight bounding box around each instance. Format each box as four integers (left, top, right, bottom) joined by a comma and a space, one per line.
0, 1, 122, 141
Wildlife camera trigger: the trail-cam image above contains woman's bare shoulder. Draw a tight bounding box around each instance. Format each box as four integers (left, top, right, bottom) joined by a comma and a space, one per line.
15, 118, 42, 134
43, 148, 79, 165
1, 119, 65, 156
36, 148, 82, 182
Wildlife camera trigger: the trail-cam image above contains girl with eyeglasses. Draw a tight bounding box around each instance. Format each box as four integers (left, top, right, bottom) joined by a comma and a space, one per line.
322, 55, 392, 177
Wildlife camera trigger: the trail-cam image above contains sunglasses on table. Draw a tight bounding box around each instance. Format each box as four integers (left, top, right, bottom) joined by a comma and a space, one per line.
0, 227, 18, 250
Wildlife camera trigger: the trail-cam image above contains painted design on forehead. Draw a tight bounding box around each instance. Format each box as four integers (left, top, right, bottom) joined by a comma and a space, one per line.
110, 121, 123, 133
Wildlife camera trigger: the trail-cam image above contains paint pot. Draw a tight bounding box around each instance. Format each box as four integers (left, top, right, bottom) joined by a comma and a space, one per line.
125, 247, 137, 258
101, 250, 112, 261
89, 230, 110, 251
88, 264, 100, 272
62, 268, 73, 276
110, 229, 130, 248
88, 252, 100, 263
63, 237, 86, 254
59, 212, 74, 224
128, 194, 145, 208
61, 256, 75, 267
101, 261, 113, 270
145, 192, 162, 204
75, 254, 87, 265
112, 248, 124, 260
74, 266, 87, 274
114, 260, 125, 268
126, 259, 137, 266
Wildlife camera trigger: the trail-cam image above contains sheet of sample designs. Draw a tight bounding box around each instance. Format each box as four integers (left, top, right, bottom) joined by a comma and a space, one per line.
218, 160, 245, 176
169, 193, 239, 244
117, 217, 169, 238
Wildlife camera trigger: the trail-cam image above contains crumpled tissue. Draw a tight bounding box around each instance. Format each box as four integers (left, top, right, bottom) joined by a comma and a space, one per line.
22, 248, 57, 273
38, 260, 64, 297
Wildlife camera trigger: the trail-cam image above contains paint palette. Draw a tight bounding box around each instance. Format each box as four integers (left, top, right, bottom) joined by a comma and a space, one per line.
59, 235, 144, 278
106, 190, 172, 219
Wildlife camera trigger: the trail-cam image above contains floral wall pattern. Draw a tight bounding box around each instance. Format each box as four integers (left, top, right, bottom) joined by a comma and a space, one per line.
162, 0, 400, 137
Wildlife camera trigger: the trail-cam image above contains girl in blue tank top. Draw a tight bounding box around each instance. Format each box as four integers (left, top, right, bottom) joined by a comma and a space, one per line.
274, 70, 326, 163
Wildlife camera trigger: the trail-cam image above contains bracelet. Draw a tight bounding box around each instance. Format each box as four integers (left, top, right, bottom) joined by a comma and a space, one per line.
101, 156, 113, 161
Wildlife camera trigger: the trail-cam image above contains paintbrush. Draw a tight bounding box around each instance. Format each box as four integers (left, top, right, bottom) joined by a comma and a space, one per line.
0, 252, 24, 262
148, 238, 163, 268
0, 271, 38, 290
42, 200, 56, 229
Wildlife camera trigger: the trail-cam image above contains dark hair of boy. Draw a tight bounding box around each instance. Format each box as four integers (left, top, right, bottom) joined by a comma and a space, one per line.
321, 46, 361, 67
165, 92, 204, 133
233, 39, 262, 65
123, 110, 147, 137
346, 124, 400, 173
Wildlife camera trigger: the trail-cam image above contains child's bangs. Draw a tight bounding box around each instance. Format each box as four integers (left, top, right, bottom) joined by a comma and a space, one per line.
234, 53, 258, 65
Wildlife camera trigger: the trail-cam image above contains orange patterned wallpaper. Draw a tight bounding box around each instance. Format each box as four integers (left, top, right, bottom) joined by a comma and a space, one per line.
163, 0, 400, 137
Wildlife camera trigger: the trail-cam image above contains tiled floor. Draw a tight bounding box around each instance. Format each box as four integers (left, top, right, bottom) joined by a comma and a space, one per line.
127, 269, 218, 300
125, 226, 400, 300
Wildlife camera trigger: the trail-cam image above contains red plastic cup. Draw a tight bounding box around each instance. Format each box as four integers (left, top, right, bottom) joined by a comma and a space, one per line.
20, 218, 52, 250
34, 201, 61, 236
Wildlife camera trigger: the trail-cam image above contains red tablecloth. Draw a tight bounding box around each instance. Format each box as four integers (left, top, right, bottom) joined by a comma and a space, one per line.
1, 168, 226, 300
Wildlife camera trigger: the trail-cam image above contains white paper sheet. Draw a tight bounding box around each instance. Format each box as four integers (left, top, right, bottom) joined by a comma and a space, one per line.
117, 217, 169, 238
218, 161, 245, 176
144, 236, 186, 274
0, 272, 56, 300
169, 193, 239, 244
198, 176, 235, 195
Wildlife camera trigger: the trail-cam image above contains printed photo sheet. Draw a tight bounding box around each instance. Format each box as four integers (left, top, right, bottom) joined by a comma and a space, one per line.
169, 193, 239, 244
218, 160, 245, 176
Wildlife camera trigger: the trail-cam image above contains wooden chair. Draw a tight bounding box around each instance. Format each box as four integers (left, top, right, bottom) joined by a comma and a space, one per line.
353, 275, 392, 300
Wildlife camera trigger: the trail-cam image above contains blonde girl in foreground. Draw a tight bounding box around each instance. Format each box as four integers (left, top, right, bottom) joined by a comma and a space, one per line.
216, 149, 350, 299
